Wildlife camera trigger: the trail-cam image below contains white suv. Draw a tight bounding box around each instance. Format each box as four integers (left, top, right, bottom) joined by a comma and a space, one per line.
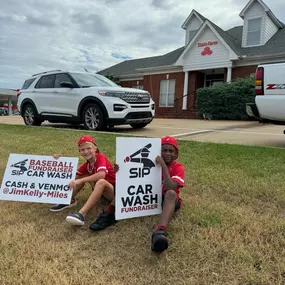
17, 70, 155, 130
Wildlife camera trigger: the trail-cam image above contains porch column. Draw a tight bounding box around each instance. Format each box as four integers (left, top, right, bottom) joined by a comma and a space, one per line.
226, 67, 232, 83
8, 96, 12, 115
182, 71, 189, 110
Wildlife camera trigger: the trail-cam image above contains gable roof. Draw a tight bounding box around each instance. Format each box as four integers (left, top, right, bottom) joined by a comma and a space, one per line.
202, 19, 241, 55
175, 20, 239, 65
98, 3, 285, 77
181, 9, 206, 30
136, 47, 185, 71
98, 47, 185, 77
227, 25, 285, 58
98, 55, 162, 77
239, 0, 283, 28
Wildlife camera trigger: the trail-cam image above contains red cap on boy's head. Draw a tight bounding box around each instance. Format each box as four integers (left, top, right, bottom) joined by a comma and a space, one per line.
161, 136, 178, 150
78, 136, 96, 146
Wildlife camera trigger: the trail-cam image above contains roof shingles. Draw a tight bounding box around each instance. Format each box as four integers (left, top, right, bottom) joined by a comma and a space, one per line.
98, 11, 285, 77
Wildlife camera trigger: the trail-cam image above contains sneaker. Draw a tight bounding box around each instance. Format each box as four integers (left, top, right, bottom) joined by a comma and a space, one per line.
49, 199, 77, 212
89, 211, 116, 231
151, 229, 168, 253
65, 212, 85, 226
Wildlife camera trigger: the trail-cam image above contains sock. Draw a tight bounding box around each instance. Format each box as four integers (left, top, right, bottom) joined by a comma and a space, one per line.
155, 225, 167, 232
106, 204, 115, 214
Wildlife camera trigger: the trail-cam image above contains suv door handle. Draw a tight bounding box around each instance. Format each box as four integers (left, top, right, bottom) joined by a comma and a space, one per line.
52, 90, 58, 93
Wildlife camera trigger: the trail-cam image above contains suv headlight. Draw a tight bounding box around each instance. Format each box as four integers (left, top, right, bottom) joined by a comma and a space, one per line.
98, 91, 125, 98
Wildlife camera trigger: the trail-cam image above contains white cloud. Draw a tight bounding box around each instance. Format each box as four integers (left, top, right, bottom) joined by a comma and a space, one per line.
0, 0, 284, 88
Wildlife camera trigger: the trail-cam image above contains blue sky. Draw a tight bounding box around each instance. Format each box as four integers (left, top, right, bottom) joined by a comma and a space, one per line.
0, 0, 284, 88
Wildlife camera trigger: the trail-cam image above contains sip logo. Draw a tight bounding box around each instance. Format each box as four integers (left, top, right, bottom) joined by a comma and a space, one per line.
10, 159, 28, 176
124, 143, 155, 178
266, 84, 285, 90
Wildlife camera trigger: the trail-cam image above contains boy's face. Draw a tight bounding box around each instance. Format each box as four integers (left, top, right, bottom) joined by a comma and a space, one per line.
161, 144, 178, 165
78, 142, 97, 161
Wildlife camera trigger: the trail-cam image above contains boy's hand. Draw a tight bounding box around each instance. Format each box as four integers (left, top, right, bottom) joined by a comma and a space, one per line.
53, 154, 62, 159
68, 179, 80, 190
155, 156, 165, 166
114, 163, 119, 173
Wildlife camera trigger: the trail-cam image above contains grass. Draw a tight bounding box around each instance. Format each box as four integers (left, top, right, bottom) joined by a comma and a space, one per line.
1, 124, 285, 285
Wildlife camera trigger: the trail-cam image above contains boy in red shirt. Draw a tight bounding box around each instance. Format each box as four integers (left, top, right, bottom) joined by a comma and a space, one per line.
151, 135, 184, 252
50, 136, 116, 230
103, 136, 184, 253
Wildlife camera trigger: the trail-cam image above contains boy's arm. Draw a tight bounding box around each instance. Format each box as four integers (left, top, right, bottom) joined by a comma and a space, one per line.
156, 157, 178, 191
161, 165, 178, 191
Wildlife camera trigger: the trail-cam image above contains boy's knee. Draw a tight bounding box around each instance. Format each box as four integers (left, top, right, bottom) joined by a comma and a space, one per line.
94, 178, 108, 188
164, 190, 177, 201
94, 179, 107, 188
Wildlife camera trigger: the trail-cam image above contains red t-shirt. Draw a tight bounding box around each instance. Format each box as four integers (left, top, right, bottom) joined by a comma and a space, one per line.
162, 161, 185, 203
76, 153, 116, 185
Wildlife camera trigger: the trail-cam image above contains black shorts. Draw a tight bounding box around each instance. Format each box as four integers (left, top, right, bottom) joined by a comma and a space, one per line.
162, 195, 181, 211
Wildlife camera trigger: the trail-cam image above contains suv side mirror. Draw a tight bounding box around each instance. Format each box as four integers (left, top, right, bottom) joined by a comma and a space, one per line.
60, 81, 74, 88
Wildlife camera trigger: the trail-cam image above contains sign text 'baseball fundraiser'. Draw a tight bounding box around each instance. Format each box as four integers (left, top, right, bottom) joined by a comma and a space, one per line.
0, 154, 78, 204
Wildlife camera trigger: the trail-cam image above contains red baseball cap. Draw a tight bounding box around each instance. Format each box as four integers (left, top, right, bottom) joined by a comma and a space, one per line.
77, 136, 96, 146
161, 136, 178, 150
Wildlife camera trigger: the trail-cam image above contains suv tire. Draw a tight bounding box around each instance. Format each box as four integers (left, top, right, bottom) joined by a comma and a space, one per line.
130, 123, 148, 129
22, 104, 42, 126
82, 103, 104, 131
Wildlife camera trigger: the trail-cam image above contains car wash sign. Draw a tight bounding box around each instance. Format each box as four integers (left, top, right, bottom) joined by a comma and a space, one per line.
0, 154, 78, 204
115, 137, 162, 220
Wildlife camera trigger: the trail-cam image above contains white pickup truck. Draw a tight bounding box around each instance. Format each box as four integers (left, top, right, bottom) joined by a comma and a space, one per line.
246, 62, 285, 126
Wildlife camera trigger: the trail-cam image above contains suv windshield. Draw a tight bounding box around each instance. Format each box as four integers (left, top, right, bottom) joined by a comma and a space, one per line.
70, 73, 119, 88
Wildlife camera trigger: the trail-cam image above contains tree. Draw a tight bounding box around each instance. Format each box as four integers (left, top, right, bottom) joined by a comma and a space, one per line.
105, 73, 119, 84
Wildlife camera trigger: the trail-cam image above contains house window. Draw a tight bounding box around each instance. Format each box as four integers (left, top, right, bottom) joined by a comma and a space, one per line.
159, 79, 175, 107
188, 30, 197, 42
247, 18, 262, 46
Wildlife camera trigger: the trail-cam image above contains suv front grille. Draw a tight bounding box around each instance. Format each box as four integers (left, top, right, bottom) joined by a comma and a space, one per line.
125, 112, 152, 119
121, 92, 150, 104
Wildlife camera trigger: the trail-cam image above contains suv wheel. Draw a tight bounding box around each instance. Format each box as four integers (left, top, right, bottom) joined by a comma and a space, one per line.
82, 103, 104, 131
130, 123, 148, 129
23, 104, 42, 126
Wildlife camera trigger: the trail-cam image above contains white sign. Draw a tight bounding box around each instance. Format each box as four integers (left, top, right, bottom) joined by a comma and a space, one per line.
115, 137, 162, 220
0, 154, 78, 204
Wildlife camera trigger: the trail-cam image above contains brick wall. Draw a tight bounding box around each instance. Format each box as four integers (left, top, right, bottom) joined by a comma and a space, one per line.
232, 65, 257, 80
143, 72, 184, 118
186, 72, 196, 109
119, 72, 200, 118
119, 80, 144, 88
116, 65, 257, 120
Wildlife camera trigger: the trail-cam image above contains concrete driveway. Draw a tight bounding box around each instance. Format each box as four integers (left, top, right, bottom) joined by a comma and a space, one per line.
1, 115, 285, 147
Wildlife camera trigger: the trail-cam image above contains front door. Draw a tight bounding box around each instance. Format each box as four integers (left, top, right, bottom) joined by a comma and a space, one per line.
205, 73, 224, 87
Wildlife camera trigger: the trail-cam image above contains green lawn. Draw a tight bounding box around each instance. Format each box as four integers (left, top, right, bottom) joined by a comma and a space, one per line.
0, 124, 285, 285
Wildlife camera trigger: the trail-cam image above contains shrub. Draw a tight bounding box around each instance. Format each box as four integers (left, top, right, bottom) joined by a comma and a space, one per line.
104, 73, 120, 84
196, 77, 256, 120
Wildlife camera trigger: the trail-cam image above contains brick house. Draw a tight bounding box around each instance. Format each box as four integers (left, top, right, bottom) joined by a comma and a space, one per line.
98, 0, 285, 119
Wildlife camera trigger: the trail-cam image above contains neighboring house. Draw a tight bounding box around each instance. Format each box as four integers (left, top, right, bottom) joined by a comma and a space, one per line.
98, 0, 285, 119
0, 88, 19, 115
